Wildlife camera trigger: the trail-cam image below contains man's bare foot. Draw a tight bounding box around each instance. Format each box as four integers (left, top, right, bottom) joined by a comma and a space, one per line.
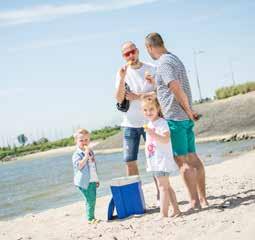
170, 210, 182, 218
184, 204, 201, 215
190, 201, 202, 209
200, 199, 209, 208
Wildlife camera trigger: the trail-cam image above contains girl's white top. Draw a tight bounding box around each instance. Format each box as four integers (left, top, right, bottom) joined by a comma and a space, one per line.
145, 118, 177, 172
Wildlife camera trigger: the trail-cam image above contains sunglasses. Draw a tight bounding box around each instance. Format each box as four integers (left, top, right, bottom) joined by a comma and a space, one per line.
123, 49, 136, 57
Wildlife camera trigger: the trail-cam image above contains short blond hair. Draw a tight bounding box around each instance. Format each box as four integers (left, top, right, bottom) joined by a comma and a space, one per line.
73, 128, 90, 140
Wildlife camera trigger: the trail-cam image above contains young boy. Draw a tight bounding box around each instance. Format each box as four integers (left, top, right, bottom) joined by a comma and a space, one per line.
72, 128, 100, 224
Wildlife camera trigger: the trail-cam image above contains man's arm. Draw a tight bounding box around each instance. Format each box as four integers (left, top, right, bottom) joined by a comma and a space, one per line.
169, 80, 194, 120
159, 63, 197, 120
115, 78, 126, 103
116, 65, 157, 102
115, 66, 127, 103
126, 91, 155, 101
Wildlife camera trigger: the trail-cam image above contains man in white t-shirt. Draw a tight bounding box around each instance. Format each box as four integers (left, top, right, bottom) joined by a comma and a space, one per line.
115, 41, 155, 176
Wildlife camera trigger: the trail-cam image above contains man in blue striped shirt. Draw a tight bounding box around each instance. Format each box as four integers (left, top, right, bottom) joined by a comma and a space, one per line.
145, 32, 208, 210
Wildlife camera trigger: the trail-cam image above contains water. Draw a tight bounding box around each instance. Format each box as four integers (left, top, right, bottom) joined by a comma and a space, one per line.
0, 139, 254, 220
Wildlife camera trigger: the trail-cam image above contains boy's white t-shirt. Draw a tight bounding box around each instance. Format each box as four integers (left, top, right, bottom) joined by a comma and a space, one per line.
145, 118, 177, 172
86, 151, 99, 183
88, 160, 99, 182
115, 62, 156, 128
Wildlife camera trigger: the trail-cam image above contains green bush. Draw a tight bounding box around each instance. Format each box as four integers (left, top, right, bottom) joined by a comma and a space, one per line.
215, 82, 255, 99
0, 126, 121, 161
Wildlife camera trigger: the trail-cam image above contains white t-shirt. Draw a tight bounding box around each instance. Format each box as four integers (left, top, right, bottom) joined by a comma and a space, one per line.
115, 62, 156, 128
145, 118, 177, 172
88, 151, 99, 182
88, 160, 99, 182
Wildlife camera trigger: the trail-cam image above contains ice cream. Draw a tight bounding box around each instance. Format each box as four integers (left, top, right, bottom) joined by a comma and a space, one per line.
145, 71, 150, 76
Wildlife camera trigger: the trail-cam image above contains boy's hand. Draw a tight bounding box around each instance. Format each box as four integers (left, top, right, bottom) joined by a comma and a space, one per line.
96, 182, 100, 188
84, 146, 91, 155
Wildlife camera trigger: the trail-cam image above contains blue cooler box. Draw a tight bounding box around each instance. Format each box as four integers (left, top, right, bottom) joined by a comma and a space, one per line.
107, 175, 146, 220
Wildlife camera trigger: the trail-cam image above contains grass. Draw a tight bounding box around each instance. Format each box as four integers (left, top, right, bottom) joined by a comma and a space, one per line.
215, 82, 255, 100
0, 126, 121, 161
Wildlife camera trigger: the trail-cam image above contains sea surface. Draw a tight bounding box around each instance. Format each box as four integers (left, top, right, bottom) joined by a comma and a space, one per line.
0, 139, 254, 220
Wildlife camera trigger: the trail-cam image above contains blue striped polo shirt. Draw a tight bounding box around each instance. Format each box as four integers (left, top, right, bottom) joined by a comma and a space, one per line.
156, 52, 193, 121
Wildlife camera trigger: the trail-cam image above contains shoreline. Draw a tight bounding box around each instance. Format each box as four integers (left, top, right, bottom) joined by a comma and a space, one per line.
7, 131, 255, 161
1, 150, 255, 239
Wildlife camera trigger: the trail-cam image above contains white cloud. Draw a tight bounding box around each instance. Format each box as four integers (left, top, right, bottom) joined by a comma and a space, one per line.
0, 0, 158, 26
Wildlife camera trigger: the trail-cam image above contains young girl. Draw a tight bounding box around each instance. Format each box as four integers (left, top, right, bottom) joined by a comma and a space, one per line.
72, 128, 100, 224
141, 95, 181, 218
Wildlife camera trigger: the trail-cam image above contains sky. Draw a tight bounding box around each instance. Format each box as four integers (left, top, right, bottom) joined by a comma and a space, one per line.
0, 0, 255, 146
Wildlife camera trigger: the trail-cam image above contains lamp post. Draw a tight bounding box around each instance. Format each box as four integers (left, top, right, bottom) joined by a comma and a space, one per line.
229, 59, 236, 86
193, 50, 204, 102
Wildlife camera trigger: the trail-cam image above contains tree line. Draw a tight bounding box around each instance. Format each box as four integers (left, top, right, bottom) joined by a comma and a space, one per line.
0, 126, 121, 162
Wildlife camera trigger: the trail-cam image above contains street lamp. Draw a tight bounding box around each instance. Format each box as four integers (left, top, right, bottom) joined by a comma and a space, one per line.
229, 59, 236, 86
193, 50, 204, 102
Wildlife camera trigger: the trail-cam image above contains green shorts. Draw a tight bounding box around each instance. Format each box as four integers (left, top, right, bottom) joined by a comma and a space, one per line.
167, 119, 196, 157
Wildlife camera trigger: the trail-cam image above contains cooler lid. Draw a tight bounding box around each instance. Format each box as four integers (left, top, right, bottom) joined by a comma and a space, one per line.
110, 175, 141, 186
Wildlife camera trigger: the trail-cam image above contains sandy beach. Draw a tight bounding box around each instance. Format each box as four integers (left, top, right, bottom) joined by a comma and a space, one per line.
16, 141, 100, 161
1, 150, 255, 240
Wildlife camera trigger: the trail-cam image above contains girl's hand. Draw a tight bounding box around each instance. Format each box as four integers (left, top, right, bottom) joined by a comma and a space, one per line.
145, 128, 156, 138
96, 182, 100, 188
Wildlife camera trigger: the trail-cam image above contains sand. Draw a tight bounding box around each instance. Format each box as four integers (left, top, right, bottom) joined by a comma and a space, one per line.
1, 150, 255, 240
16, 141, 100, 161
